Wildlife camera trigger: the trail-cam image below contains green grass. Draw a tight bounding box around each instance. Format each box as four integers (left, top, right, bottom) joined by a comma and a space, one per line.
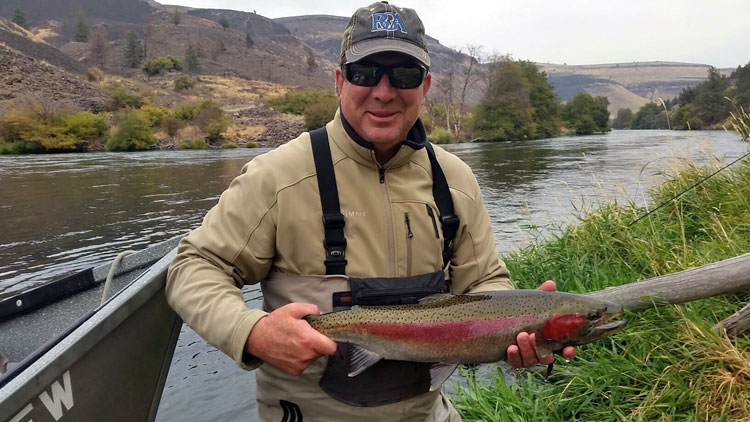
453, 157, 750, 421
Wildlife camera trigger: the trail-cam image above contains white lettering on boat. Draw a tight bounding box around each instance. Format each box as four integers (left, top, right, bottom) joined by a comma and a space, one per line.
38, 370, 74, 420
8, 404, 33, 422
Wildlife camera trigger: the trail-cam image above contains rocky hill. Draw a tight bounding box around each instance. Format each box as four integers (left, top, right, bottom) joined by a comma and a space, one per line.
0, 0, 726, 121
0, 19, 107, 115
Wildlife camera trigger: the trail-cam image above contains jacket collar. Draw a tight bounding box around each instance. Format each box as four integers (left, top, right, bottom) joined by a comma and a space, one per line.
329, 108, 427, 169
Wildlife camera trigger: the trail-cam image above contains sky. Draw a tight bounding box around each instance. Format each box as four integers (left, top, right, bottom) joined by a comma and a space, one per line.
165, 0, 750, 69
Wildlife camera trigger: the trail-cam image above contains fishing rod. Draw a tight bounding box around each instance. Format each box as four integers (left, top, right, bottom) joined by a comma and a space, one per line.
628, 149, 750, 227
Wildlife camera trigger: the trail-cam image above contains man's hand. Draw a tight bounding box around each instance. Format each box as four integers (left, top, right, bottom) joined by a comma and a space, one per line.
505, 280, 577, 368
245, 303, 338, 375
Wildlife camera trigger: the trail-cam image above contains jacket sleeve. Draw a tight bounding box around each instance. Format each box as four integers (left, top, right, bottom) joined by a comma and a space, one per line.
447, 164, 514, 294
166, 157, 278, 370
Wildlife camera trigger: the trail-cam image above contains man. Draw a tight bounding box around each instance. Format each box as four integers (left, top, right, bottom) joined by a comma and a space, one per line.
166, 2, 574, 421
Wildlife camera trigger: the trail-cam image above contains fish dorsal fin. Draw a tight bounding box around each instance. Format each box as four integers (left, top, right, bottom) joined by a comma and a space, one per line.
418, 293, 453, 304
429, 363, 458, 391
347, 345, 383, 377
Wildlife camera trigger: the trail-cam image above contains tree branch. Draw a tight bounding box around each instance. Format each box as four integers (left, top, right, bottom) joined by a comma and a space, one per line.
585, 253, 750, 313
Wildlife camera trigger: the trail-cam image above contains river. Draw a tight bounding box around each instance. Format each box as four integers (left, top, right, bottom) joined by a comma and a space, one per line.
0, 129, 746, 420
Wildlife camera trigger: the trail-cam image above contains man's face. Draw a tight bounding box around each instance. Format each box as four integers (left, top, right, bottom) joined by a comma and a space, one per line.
335, 52, 431, 153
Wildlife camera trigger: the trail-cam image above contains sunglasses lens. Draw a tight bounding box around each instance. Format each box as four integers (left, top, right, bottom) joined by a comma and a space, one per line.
345, 64, 425, 89
390, 66, 424, 89
346, 64, 381, 87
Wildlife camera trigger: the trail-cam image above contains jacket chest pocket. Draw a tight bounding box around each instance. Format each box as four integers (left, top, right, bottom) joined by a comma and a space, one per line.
394, 202, 444, 276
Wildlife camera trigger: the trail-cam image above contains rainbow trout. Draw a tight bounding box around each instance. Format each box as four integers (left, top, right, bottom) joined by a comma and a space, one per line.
306, 290, 626, 389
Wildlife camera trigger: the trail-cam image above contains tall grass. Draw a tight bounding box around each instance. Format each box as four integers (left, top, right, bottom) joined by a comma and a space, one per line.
453, 157, 750, 421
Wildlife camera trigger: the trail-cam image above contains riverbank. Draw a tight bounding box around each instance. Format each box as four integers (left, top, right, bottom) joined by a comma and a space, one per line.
453, 155, 750, 420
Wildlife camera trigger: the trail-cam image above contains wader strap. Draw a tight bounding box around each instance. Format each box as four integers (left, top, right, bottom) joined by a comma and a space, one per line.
424, 142, 459, 268
310, 127, 348, 275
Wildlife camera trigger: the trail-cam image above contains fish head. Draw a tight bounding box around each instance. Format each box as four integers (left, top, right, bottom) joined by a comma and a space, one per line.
541, 296, 626, 346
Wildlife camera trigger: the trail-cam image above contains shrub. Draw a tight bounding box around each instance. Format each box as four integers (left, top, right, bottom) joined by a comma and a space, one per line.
427, 127, 454, 144
139, 105, 169, 127
106, 110, 156, 151
58, 111, 108, 144
267, 89, 337, 115
172, 99, 228, 140
303, 95, 339, 130
177, 138, 208, 149
161, 115, 185, 137
244, 141, 258, 148
108, 87, 144, 110
142, 55, 183, 76
0, 141, 27, 155
220, 142, 237, 149
85, 66, 104, 82
0, 108, 108, 152
174, 75, 195, 92
205, 115, 229, 141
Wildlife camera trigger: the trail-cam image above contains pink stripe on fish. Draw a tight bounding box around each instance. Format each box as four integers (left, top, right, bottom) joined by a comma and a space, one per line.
350, 315, 539, 343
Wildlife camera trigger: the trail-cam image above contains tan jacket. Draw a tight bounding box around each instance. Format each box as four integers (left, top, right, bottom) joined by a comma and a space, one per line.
166, 110, 512, 419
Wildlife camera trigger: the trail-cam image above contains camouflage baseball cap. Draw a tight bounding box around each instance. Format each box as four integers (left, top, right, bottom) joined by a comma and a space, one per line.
340, 1, 430, 68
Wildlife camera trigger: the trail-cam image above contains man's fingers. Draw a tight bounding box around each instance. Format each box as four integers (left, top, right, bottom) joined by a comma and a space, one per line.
562, 346, 576, 359
283, 302, 322, 318
506, 345, 522, 368
516, 332, 537, 366
311, 332, 338, 356
537, 280, 556, 291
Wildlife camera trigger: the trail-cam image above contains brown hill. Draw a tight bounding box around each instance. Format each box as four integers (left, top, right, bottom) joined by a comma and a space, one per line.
0, 19, 107, 115
538, 61, 730, 114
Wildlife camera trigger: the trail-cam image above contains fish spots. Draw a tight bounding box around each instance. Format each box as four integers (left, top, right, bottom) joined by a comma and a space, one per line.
542, 314, 585, 341
350, 315, 539, 343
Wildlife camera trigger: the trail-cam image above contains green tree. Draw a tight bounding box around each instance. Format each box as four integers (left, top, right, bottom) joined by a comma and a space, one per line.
671, 104, 704, 130
171, 9, 181, 25
632, 102, 669, 129
692, 67, 731, 125
12, 9, 28, 29
519, 61, 561, 138
730, 62, 750, 108
471, 58, 560, 141
73, 12, 89, 42
562, 92, 610, 135
123, 30, 144, 68
184, 45, 200, 74
306, 49, 317, 73
219, 16, 230, 29
612, 108, 633, 129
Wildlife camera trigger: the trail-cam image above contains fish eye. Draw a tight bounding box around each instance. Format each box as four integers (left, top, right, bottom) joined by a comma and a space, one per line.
587, 309, 601, 320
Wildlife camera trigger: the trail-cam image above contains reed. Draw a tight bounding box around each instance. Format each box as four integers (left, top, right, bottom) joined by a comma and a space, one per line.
453, 158, 750, 421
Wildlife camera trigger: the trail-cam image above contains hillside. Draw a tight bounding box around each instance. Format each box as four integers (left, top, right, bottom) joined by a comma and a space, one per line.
0, 0, 727, 127
538, 61, 731, 114
0, 20, 107, 116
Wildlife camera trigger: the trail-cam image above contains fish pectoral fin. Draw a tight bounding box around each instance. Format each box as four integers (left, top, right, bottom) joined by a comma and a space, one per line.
347, 345, 383, 377
534, 337, 556, 360
429, 363, 458, 391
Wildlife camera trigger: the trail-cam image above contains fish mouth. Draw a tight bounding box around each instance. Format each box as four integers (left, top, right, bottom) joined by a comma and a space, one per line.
589, 319, 627, 339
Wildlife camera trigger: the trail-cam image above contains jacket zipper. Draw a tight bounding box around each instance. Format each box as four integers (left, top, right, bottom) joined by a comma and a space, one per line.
378, 166, 396, 276
404, 212, 413, 276
426, 204, 440, 238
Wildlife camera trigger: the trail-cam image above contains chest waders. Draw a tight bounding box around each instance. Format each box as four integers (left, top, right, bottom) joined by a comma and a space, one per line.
309, 127, 460, 407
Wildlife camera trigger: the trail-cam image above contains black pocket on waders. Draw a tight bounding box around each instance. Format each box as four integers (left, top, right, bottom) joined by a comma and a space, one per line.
319, 270, 447, 407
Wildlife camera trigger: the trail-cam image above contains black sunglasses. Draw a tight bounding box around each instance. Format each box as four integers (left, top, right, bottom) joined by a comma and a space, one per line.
343, 62, 427, 89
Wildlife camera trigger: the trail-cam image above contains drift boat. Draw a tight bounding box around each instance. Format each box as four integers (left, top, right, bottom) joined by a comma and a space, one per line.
0, 235, 183, 422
